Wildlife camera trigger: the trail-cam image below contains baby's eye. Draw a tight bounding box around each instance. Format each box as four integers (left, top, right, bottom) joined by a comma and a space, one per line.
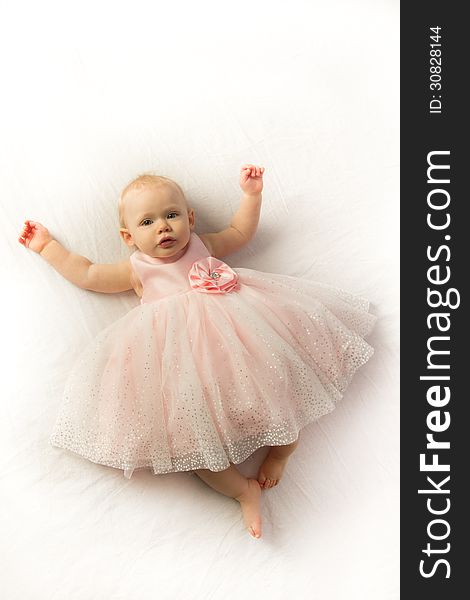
141, 219, 153, 226
167, 212, 178, 219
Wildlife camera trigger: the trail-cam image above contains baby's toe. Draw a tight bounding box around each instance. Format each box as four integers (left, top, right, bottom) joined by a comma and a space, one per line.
250, 524, 261, 539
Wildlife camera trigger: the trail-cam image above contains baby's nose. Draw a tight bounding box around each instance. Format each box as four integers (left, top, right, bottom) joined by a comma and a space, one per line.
157, 220, 171, 233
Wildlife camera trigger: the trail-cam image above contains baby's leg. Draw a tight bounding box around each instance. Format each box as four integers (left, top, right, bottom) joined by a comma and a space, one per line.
194, 464, 262, 538
257, 433, 300, 489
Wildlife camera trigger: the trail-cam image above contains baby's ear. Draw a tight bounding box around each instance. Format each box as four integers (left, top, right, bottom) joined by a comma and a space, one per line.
119, 228, 134, 248
188, 207, 195, 229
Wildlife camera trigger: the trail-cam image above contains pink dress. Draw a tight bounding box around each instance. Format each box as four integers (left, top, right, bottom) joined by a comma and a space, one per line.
50, 231, 377, 479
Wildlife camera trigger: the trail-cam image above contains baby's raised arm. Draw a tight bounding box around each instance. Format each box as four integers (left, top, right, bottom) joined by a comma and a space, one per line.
201, 165, 265, 258
18, 220, 135, 294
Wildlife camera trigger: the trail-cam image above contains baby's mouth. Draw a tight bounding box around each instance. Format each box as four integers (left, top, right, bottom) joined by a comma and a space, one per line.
159, 237, 176, 247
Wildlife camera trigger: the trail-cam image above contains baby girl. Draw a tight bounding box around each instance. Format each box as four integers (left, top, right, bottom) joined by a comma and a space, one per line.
19, 164, 376, 539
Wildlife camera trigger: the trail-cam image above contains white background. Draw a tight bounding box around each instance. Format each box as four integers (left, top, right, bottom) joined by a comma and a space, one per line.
0, 1, 399, 598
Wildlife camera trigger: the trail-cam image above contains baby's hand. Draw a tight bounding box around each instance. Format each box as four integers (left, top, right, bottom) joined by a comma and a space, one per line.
240, 164, 265, 196
18, 220, 53, 254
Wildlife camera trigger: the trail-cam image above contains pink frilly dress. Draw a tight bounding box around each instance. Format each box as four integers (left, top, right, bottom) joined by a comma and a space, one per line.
50, 232, 377, 479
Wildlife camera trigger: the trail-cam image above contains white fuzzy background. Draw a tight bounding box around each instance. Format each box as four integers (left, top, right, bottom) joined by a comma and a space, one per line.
0, 1, 399, 598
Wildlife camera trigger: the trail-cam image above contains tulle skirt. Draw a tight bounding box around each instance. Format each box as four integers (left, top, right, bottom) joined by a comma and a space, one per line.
50, 268, 377, 478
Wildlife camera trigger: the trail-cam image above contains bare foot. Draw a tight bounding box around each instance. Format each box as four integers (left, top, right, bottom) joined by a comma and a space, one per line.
235, 478, 262, 538
257, 452, 289, 489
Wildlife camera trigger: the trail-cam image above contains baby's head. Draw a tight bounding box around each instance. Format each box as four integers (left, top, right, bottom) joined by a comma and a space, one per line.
119, 174, 195, 257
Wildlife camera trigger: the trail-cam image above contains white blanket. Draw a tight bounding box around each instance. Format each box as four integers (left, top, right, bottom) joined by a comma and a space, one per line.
0, 1, 399, 598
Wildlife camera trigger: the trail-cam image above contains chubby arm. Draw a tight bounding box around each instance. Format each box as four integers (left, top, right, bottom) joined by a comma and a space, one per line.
19, 220, 136, 294
200, 164, 265, 259
40, 240, 134, 293
85, 259, 134, 293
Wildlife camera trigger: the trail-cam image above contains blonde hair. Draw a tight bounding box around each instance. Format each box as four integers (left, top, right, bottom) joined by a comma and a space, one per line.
118, 173, 188, 229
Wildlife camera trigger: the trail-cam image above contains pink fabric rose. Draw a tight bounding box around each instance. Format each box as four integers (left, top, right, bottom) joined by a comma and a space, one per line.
188, 257, 239, 294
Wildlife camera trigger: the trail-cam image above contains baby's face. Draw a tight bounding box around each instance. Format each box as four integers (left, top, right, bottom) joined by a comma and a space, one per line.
120, 183, 194, 257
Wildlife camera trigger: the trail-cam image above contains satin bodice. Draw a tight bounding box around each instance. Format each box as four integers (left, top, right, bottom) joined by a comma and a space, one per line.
129, 232, 212, 304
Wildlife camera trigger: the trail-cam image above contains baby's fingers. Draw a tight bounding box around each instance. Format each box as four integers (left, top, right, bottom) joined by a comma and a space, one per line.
26, 220, 42, 230
18, 220, 35, 245
18, 232, 30, 245
19, 222, 30, 240
241, 164, 265, 177
241, 166, 254, 179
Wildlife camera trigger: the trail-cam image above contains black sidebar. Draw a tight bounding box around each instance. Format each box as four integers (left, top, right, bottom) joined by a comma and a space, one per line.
401, 3, 467, 598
